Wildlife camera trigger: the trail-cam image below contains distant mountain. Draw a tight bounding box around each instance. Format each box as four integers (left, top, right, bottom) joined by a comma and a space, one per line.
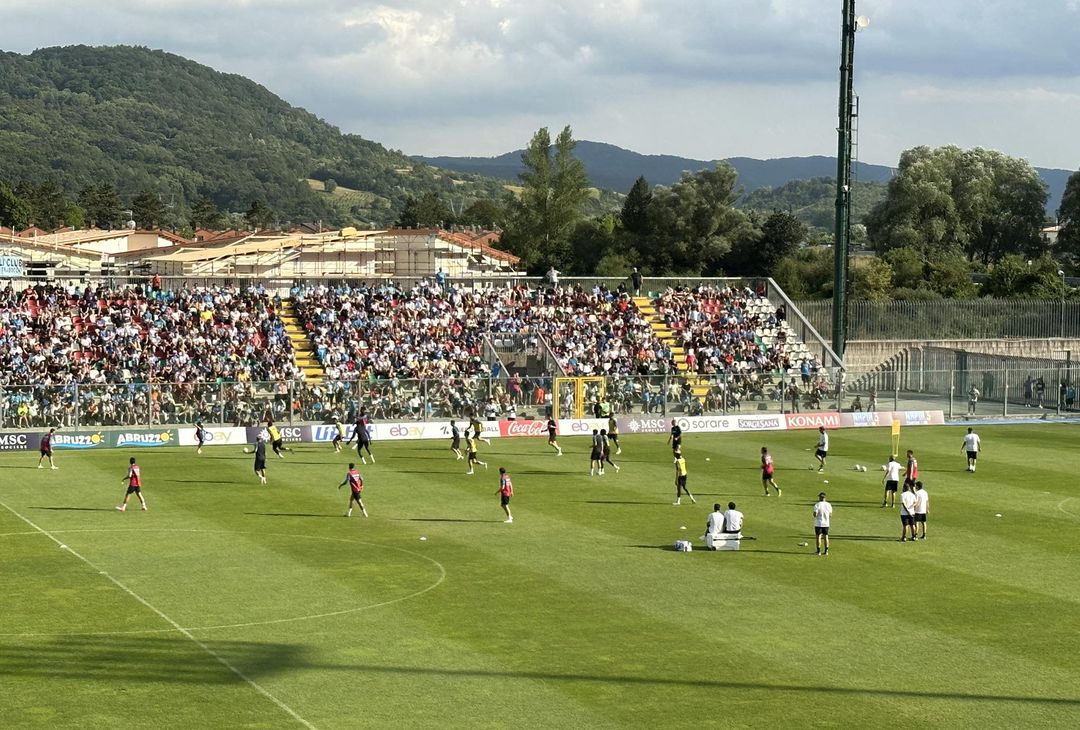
0, 45, 506, 226
416, 140, 1072, 215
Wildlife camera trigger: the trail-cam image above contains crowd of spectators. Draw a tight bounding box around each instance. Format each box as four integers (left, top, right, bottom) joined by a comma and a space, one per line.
0, 278, 828, 428
0, 282, 299, 427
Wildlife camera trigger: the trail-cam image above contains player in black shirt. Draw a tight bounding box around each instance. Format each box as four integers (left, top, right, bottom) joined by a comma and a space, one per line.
547, 417, 562, 455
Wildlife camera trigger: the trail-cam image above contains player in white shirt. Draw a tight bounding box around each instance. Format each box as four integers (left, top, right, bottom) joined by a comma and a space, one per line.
913, 481, 929, 540
962, 427, 982, 472
812, 492, 832, 556
881, 455, 901, 508
899, 482, 918, 541
704, 504, 725, 550
814, 427, 829, 472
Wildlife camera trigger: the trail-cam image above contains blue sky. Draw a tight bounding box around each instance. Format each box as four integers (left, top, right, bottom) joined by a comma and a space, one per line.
2, 0, 1079, 169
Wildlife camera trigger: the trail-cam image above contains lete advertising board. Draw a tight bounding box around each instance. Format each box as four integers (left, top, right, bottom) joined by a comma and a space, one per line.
557, 418, 610, 436
0, 431, 38, 451
112, 430, 178, 448
499, 420, 549, 438
244, 425, 307, 443
177, 426, 248, 447
53, 431, 107, 449
785, 412, 843, 430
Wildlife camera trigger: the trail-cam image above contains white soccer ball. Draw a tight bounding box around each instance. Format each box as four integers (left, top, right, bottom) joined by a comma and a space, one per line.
881, 464, 887, 471
243, 447, 251, 454
705, 457, 711, 462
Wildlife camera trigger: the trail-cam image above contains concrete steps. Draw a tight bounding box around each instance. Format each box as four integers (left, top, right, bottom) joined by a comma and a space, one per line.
634, 296, 709, 397
281, 301, 324, 384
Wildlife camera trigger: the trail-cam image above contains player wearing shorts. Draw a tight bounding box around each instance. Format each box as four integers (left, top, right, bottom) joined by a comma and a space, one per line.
466, 434, 487, 475
607, 415, 621, 455
547, 417, 562, 456
673, 452, 696, 505
913, 481, 929, 539
813, 492, 832, 555
589, 429, 604, 476
348, 412, 374, 464
449, 420, 464, 460
668, 420, 682, 455
881, 455, 901, 508
962, 427, 981, 472
814, 426, 829, 472
37, 428, 57, 469
339, 463, 368, 517
470, 415, 491, 445
903, 449, 919, 490
332, 420, 345, 453
195, 421, 207, 455
116, 457, 147, 511
497, 467, 514, 523
899, 482, 918, 541
267, 421, 285, 458
253, 436, 268, 484
761, 446, 781, 496
600, 429, 620, 473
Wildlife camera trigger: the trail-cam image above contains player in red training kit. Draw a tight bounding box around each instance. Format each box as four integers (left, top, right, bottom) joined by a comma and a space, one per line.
339, 463, 368, 517
761, 446, 781, 496
497, 467, 514, 523
117, 457, 147, 511
38, 428, 58, 469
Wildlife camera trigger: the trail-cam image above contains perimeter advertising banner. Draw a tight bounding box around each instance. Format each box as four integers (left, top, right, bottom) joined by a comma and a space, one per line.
0, 431, 38, 451
244, 425, 307, 444
112, 430, 178, 448
177, 426, 248, 447
52, 431, 108, 449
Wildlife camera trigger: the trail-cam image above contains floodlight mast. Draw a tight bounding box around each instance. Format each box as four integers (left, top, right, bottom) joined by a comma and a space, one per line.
832, 0, 857, 363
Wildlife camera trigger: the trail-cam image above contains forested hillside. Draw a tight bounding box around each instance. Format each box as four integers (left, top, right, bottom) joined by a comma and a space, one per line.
0, 45, 505, 226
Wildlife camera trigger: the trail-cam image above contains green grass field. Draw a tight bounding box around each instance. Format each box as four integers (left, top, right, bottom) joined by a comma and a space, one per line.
2, 424, 1079, 729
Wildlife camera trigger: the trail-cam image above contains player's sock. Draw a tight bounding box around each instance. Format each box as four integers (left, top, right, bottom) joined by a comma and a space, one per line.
369, 454, 375, 462
614, 464, 620, 472
672, 498, 680, 505
616, 448, 622, 455
141, 504, 147, 511
688, 494, 696, 504
775, 487, 781, 497
362, 508, 368, 517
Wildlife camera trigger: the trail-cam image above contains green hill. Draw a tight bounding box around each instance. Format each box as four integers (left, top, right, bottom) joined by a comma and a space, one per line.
0, 45, 506, 226
739, 177, 887, 231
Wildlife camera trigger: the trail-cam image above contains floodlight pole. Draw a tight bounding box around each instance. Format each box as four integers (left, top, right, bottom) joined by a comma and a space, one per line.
832, 0, 857, 363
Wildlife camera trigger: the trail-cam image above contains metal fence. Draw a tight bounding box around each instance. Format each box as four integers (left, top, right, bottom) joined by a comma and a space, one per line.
797, 299, 1080, 340
4, 364, 1075, 431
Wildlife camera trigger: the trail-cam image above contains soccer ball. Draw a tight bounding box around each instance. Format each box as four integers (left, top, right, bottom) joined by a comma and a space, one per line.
243, 447, 251, 454
880, 464, 887, 471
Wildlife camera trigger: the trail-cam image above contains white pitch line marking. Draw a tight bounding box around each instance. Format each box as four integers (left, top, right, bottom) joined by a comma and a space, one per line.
0, 502, 317, 730
1057, 497, 1080, 520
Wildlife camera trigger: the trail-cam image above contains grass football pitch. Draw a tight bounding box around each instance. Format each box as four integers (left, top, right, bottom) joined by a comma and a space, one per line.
2, 424, 1079, 729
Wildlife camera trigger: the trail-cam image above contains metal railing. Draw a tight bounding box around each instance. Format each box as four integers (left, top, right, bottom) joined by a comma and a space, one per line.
798, 299, 1080, 341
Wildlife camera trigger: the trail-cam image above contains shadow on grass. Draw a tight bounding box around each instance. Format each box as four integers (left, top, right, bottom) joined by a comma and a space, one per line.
244, 512, 337, 518
31, 506, 116, 512
579, 500, 660, 505
398, 518, 490, 523
0, 636, 304, 684
315, 664, 1080, 707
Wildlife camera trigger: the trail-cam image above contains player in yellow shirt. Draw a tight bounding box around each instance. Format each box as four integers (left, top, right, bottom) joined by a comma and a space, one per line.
673, 450, 696, 506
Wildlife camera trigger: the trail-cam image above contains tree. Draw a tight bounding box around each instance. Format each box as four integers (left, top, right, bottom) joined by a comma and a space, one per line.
882, 247, 925, 291
0, 181, 32, 229
77, 184, 123, 228
620, 176, 652, 234
244, 200, 274, 230
459, 199, 506, 229
866, 146, 1048, 265
635, 163, 755, 275
19, 181, 83, 230
396, 192, 453, 229
850, 258, 894, 300
131, 190, 168, 228
190, 198, 225, 230
323, 178, 338, 194
1058, 169, 1080, 260
500, 126, 590, 272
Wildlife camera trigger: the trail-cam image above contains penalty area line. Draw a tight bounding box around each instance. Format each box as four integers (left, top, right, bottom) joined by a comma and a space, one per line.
0, 500, 317, 730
